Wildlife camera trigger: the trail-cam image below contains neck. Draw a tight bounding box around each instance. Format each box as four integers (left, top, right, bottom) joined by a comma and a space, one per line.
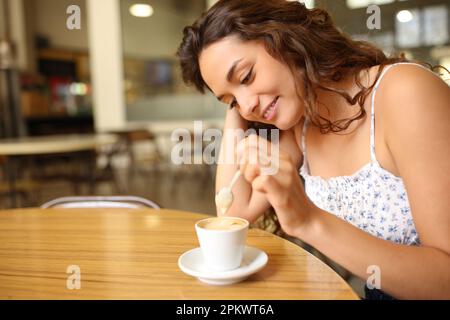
313, 68, 371, 125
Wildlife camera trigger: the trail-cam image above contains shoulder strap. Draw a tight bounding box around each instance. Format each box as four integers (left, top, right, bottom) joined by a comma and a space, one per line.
301, 117, 308, 156
369, 63, 397, 162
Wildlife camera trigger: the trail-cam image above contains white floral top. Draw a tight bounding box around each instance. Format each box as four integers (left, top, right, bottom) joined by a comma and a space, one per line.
300, 63, 423, 245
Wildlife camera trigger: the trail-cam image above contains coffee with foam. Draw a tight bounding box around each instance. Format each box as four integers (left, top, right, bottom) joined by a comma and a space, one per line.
195, 216, 249, 271
198, 217, 247, 231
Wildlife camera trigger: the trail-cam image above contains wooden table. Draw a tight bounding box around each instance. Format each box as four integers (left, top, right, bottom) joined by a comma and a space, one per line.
0, 133, 118, 156
0, 134, 119, 207
0, 208, 359, 300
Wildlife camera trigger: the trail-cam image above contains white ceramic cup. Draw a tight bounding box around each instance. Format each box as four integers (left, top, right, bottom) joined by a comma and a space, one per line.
195, 216, 249, 272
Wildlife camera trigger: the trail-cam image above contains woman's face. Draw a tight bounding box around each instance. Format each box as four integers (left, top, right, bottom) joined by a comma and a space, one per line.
199, 35, 305, 130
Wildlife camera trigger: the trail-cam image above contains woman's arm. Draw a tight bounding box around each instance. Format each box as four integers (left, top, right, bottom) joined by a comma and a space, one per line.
216, 108, 272, 221
217, 108, 303, 222
293, 64, 450, 299
296, 207, 450, 299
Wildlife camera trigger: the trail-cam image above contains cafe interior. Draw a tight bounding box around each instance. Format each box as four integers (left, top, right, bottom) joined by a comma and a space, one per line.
0, 0, 448, 299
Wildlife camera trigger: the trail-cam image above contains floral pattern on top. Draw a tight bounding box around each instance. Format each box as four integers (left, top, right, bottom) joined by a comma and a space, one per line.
299, 63, 423, 246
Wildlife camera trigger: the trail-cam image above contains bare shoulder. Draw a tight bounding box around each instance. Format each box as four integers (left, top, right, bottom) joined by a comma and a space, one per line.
377, 63, 449, 103
375, 63, 450, 128
375, 63, 450, 169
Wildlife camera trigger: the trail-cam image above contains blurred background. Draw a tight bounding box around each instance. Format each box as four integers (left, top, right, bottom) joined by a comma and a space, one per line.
0, 0, 449, 297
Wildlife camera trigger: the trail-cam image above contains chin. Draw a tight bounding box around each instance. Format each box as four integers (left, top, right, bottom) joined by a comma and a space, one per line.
274, 118, 297, 131
272, 104, 304, 130
273, 122, 289, 130
258, 119, 288, 130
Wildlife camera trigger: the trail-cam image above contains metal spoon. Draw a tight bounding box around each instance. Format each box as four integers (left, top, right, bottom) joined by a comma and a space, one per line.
215, 170, 242, 215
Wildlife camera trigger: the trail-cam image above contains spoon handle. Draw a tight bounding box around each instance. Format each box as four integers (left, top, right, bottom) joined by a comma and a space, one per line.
229, 170, 242, 190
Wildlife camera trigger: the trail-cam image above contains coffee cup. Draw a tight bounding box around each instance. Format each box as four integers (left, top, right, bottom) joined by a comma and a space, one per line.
195, 216, 249, 271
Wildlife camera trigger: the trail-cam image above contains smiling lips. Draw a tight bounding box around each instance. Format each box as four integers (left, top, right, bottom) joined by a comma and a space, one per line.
262, 96, 279, 121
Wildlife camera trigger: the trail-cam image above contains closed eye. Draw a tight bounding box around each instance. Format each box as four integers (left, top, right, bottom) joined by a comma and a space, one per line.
240, 67, 253, 84
228, 66, 254, 109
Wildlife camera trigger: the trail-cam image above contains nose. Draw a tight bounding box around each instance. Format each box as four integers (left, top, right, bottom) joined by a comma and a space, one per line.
237, 92, 259, 118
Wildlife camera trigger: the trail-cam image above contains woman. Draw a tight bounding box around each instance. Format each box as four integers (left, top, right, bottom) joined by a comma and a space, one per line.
177, 0, 450, 299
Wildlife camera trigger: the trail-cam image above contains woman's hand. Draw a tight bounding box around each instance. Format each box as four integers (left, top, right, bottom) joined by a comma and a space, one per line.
236, 134, 316, 236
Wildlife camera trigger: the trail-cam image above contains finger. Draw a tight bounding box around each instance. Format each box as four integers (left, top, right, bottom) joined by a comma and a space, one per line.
256, 157, 294, 184
251, 174, 284, 196
242, 163, 260, 183
251, 174, 267, 194
235, 134, 275, 163
239, 146, 260, 181
258, 150, 272, 168
243, 141, 272, 167
247, 134, 273, 157
238, 145, 259, 166
262, 157, 294, 184
235, 136, 250, 165
260, 150, 291, 176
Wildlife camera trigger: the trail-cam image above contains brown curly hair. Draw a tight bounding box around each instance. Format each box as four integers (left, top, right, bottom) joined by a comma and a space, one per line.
176, 0, 441, 133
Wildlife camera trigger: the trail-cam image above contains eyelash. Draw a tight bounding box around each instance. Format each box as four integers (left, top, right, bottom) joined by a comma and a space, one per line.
228, 68, 253, 109
241, 67, 253, 84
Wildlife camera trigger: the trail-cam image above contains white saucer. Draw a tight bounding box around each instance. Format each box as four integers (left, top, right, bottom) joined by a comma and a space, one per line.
178, 246, 268, 286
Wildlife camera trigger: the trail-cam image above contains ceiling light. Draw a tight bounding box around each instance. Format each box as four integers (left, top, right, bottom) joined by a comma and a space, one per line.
287, 0, 315, 9
396, 10, 413, 23
129, 4, 153, 18
346, 0, 394, 9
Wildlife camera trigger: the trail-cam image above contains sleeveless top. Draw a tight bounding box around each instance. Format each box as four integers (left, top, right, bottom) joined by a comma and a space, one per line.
299, 63, 425, 246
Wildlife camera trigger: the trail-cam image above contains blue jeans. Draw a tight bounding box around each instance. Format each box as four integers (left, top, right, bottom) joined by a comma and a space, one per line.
364, 285, 396, 300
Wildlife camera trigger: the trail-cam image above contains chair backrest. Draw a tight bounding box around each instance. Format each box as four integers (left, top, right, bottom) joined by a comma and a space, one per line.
41, 195, 160, 209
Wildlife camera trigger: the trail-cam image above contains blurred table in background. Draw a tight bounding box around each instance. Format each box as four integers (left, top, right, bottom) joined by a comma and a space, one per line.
0, 133, 119, 208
